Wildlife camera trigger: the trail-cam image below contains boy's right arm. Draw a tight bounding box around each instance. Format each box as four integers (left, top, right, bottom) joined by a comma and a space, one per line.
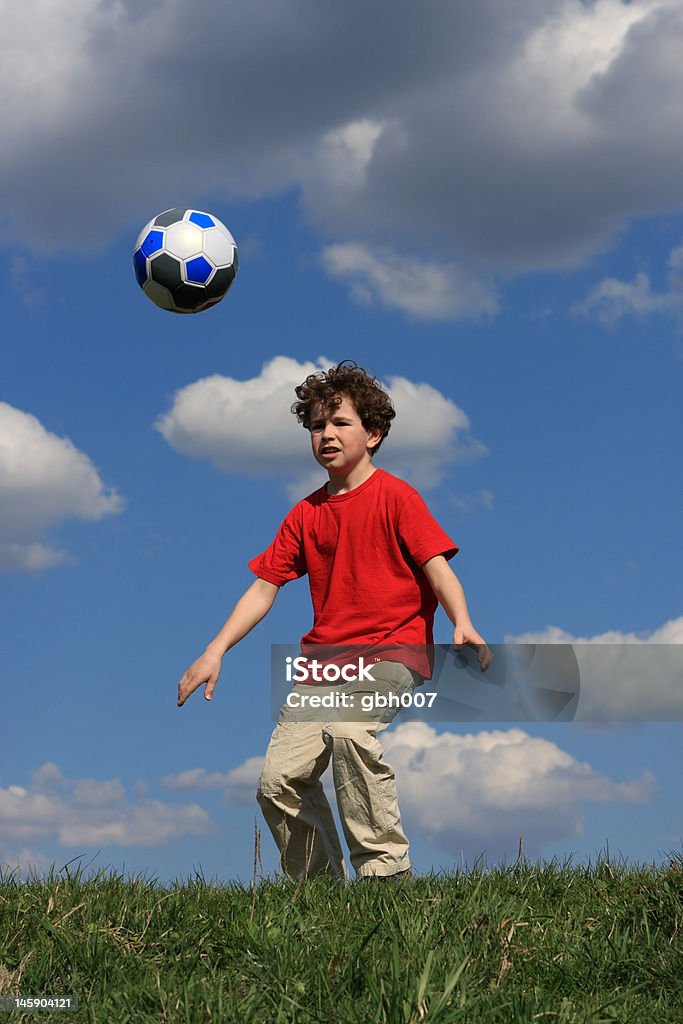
177, 577, 280, 707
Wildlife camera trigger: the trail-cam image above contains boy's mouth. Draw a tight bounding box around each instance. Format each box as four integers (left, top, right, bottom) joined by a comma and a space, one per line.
320, 446, 340, 457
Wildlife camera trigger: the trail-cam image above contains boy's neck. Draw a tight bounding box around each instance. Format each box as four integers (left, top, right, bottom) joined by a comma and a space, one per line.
326, 461, 377, 496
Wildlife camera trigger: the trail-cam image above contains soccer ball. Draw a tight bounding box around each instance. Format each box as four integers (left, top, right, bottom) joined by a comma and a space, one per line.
133, 208, 238, 314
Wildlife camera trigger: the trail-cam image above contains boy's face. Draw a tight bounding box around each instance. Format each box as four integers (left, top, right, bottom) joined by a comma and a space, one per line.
309, 394, 381, 473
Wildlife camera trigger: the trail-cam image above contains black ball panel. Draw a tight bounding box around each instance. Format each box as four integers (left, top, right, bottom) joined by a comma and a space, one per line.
150, 252, 183, 290
153, 208, 187, 228
173, 283, 207, 311
205, 265, 236, 299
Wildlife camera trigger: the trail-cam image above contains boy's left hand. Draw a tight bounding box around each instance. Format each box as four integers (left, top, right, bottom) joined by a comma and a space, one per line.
454, 623, 493, 672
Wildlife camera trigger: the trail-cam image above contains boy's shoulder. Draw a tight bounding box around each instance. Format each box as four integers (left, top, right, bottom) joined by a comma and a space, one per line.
368, 467, 420, 503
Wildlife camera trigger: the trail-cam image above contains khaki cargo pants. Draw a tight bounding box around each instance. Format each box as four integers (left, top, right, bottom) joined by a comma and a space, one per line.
257, 660, 421, 880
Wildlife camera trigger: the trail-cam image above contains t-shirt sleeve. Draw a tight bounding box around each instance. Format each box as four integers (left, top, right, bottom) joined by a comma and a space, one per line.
396, 492, 459, 568
248, 505, 307, 586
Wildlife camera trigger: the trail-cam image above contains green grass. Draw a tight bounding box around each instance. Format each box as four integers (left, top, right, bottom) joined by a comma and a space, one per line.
1, 851, 681, 1023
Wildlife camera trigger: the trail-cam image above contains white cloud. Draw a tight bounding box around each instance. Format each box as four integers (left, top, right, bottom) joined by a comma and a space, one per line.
10, 256, 44, 308
0, 765, 216, 848
506, 616, 683, 720
508, 617, 683, 646
0, 846, 52, 879
0, 403, 125, 573
500, 0, 647, 143
0, 542, 66, 573
162, 758, 264, 806
381, 722, 656, 862
321, 243, 498, 321
30, 763, 65, 788
59, 802, 212, 847
0, 0, 106, 145
575, 242, 683, 323
73, 778, 126, 807
218, 723, 657, 862
154, 356, 329, 479
161, 768, 229, 791
219, 758, 267, 806
382, 375, 487, 490
448, 490, 495, 515
2, 0, 683, 295
299, 0, 683, 272
309, 119, 386, 192
155, 356, 487, 496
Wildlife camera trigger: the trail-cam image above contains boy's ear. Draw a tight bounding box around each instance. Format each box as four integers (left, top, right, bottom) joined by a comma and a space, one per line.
367, 429, 382, 450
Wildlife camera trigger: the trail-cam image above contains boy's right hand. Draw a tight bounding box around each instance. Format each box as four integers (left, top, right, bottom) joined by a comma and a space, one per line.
177, 651, 222, 707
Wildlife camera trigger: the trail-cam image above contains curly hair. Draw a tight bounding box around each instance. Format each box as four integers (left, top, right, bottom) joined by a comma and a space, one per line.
291, 360, 396, 457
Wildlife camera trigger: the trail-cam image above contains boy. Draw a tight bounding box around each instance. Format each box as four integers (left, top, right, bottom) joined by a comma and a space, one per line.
177, 360, 491, 881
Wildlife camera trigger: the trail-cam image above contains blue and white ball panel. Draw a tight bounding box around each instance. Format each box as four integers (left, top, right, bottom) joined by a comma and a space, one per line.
133, 218, 156, 250
188, 211, 215, 229
133, 247, 148, 287
140, 230, 163, 257
185, 256, 213, 284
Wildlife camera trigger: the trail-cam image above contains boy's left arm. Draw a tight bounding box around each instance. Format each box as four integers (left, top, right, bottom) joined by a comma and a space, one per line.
422, 555, 493, 672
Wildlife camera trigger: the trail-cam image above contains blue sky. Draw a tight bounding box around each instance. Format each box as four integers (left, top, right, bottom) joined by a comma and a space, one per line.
1, 0, 682, 884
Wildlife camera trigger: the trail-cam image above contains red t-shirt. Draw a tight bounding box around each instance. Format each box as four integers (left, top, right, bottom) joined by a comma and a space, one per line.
248, 468, 458, 680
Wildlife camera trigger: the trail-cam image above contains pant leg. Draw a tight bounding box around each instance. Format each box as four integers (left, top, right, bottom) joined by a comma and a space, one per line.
322, 661, 420, 878
256, 711, 347, 880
